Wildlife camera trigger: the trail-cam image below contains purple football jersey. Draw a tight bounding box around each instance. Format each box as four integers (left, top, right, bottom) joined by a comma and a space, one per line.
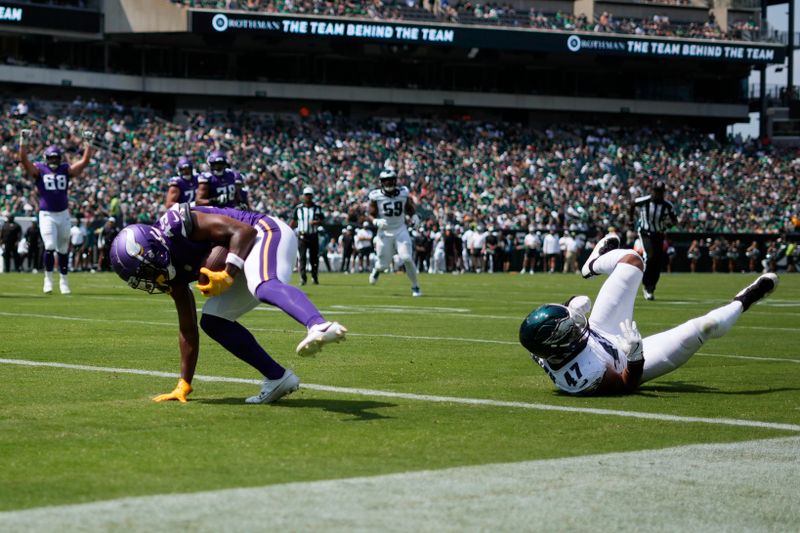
197, 169, 242, 208
154, 204, 271, 286
35, 162, 70, 212
154, 206, 214, 286
167, 174, 197, 204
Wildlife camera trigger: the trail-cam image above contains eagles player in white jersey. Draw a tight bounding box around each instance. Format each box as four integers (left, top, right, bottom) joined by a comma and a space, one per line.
519, 234, 778, 395
367, 169, 421, 297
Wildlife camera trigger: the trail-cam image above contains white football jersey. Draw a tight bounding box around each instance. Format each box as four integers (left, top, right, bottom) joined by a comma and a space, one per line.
369, 186, 410, 233
534, 331, 625, 395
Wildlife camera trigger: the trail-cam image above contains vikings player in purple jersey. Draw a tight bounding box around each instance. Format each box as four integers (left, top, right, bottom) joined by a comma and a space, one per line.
18, 129, 93, 295
109, 204, 347, 404
196, 151, 245, 208
165, 157, 197, 209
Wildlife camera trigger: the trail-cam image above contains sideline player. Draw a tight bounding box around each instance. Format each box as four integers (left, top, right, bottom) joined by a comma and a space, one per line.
519, 234, 778, 395
165, 157, 197, 208
18, 129, 93, 294
109, 204, 347, 404
367, 169, 421, 296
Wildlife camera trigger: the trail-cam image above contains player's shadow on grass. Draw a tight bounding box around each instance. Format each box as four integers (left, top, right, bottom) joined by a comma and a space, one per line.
198, 397, 396, 421
280, 398, 397, 421
637, 382, 800, 396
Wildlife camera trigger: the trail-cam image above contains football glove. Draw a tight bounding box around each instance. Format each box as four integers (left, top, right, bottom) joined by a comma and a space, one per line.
564, 295, 592, 316
153, 378, 192, 403
618, 319, 643, 363
82, 130, 94, 140
375, 219, 387, 229
410, 214, 421, 227
196, 267, 234, 297
19, 129, 31, 146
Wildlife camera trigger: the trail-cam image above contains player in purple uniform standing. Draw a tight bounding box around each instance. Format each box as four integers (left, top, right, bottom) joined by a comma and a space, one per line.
18, 129, 93, 294
109, 203, 347, 404
165, 157, 197, 209
195, 150, 245, 208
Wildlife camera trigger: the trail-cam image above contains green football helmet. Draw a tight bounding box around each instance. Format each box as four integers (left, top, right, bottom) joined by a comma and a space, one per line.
519, 304, 589, 368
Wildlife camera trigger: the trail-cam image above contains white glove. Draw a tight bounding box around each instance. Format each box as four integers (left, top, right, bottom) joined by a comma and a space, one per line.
564, 295, 592, 316
82, 130, 95, 141
410, 214, 420, 227
375, 219, 387, 229
618, 319, 643, 363
19, 129, 32, 146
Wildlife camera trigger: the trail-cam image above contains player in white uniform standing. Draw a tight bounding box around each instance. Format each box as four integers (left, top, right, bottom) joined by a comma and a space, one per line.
519, 234, 778, 395
367, 169, 421, 297
18, 129, 93, 294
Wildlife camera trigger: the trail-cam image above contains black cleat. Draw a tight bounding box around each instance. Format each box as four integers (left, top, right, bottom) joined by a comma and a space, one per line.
734, 273, 778, 311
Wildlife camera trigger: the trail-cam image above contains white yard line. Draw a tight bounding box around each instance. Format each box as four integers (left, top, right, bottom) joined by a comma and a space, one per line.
1, 437, 798, 532
4, 310, 800, 356
1, 358, 799, 432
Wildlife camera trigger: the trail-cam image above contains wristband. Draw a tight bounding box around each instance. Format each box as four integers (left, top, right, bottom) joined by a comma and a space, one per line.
626, 358, 644, 380
225, 252, 245, 270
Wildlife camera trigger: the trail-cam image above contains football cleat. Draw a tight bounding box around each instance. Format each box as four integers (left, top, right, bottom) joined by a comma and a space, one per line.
581, 234, 620, 278
642, 288, 654, 301
43, 275, 53, 295
369, 270, 379, 285
734, 273, 778, 312
296, 321, 347, 357
411, 286, 422, 297
245, 370, 300, 404
59, 275, 71, 295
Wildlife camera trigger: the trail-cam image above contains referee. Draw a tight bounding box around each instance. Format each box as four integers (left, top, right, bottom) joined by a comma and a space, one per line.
291, 186, 325, 285
630, 180, 678, 300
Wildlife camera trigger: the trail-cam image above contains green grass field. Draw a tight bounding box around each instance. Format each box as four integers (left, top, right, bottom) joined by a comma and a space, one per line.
1, 270, 798, 531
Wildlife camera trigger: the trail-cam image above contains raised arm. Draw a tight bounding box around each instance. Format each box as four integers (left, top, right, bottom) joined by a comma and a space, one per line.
68, 134, 94, 177
17, 130, 39, 177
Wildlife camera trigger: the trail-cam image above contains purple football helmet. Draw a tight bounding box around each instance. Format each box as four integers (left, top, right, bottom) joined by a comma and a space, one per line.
44, 145, 62, 166
207, 150, 227, 177
110, 224, 176, 294
177, 157, 193, 179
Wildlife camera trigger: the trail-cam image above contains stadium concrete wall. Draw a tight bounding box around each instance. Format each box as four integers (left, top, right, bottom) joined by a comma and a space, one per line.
0, 65, 749, 119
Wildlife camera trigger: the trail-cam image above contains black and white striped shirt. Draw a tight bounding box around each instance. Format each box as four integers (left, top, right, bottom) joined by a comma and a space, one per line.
292, 203, 324, 235
634, 195, 676, 234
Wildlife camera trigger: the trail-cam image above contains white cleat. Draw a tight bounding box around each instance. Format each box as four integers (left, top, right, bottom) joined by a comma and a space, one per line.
411, 286, 422, 297
734, 273, 778, 312
642, 288, 654, 301
43, 276, 53, 294
296, 321, 347, 357
369, 270, 379, 285
581, 234, 621, 278
245, 370, 300, 404
59, 276, 71, 295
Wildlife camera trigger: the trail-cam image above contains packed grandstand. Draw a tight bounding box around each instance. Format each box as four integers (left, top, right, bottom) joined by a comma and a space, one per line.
1, 96, 797, 237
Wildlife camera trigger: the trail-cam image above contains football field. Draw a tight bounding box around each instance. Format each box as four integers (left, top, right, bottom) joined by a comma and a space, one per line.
1, 271, 798, 531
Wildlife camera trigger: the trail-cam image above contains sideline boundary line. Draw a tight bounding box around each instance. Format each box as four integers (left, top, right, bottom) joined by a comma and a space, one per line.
2, 357, 799, 432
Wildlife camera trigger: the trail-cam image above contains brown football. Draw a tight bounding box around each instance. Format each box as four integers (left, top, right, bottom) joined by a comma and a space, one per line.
198, 245, 229, 284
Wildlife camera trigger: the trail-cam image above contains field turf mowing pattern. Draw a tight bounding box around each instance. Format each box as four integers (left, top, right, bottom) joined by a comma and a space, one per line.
0, 271, 798, 526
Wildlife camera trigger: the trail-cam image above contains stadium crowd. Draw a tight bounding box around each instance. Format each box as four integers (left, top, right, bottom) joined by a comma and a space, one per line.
0, 96, 798, 274
170, 0, 761, 42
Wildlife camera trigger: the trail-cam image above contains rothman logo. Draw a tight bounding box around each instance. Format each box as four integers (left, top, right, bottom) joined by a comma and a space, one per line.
567, 35, 581, 52
211, 13, 228, 32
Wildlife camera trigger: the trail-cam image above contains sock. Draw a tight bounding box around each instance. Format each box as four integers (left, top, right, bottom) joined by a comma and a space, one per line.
591, 249, 640, 275
200, 314, 285, 380
255, 278, 325, 328
691, 301, 743, 341
57, 253, 69, 275
404, 260, 419, 288
44, 250, 55, 271
371, 268, 380, 279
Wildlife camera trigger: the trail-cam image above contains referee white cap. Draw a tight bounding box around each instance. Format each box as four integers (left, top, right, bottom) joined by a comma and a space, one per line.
302, 186, 314, 195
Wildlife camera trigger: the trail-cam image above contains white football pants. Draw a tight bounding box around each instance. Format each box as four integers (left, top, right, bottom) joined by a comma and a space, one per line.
39, 210, 71, 254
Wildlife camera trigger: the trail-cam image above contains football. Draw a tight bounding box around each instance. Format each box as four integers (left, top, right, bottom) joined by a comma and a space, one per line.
198, 245, 229, 285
